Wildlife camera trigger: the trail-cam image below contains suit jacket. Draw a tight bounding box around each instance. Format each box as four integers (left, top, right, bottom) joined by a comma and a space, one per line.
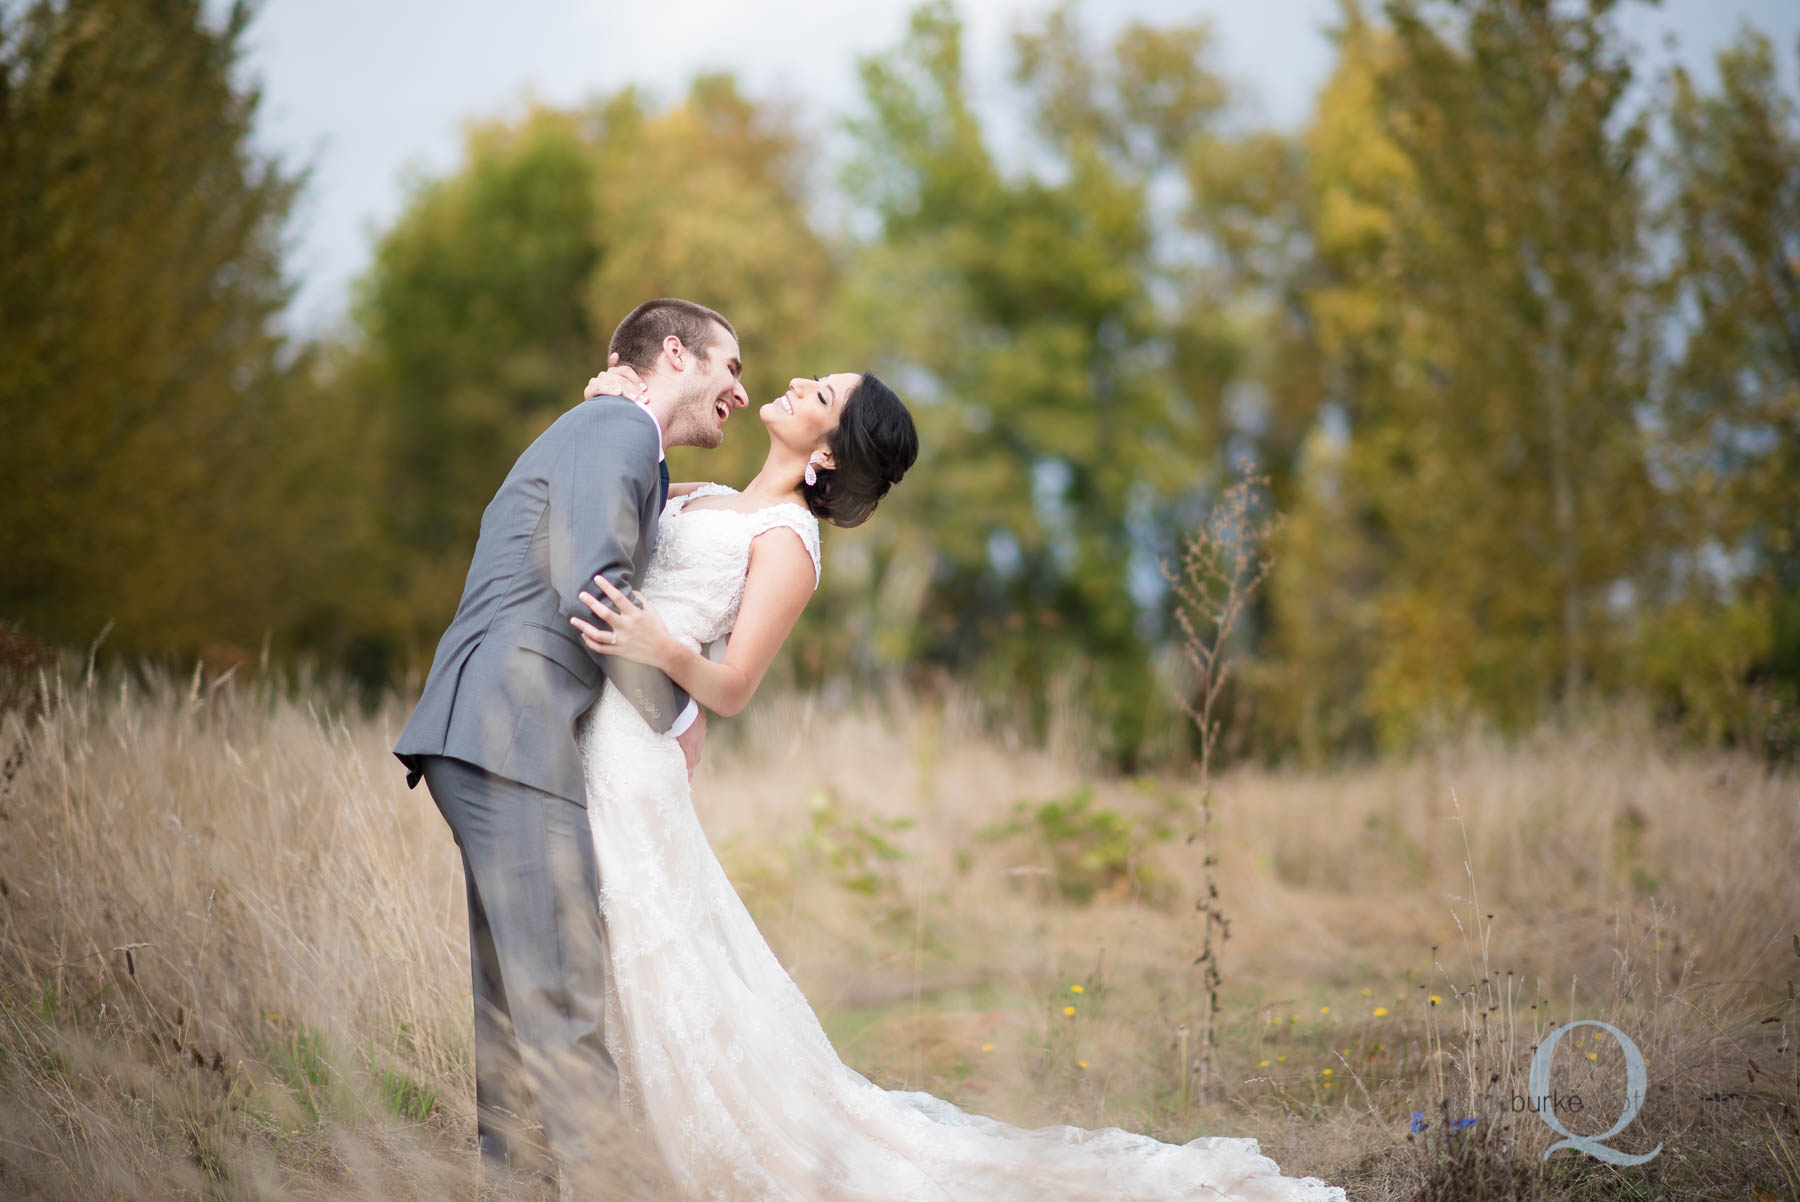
394, 395, 691, 804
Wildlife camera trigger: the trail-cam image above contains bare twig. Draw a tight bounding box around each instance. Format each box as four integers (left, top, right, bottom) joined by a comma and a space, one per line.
1160, 458, 1283, 1108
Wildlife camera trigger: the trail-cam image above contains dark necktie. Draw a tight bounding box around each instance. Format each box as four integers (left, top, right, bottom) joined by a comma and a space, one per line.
658, 459, 670, 512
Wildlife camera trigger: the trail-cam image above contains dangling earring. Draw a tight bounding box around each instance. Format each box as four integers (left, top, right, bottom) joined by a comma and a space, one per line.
805, 453, 823, 488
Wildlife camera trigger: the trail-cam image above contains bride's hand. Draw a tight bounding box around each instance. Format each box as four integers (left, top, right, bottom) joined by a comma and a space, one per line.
571, 575, 678, 670
583, 354, 648, 401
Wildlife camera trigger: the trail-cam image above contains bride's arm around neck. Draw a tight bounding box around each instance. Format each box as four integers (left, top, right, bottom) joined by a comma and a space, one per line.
666, 481, 706, 499
650, 526, 815, 717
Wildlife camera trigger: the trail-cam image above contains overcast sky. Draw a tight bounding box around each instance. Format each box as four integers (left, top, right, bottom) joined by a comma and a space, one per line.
233, 0, 1800, 336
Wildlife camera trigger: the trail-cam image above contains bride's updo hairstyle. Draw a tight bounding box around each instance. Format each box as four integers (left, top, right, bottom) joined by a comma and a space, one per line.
803, 373, 918, 529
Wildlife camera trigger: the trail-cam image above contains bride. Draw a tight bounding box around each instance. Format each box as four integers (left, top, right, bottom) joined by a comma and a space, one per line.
566, 366, 1343, 1202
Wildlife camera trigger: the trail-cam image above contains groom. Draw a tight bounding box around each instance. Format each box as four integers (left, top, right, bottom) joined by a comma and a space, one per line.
395, 297, 748, 1192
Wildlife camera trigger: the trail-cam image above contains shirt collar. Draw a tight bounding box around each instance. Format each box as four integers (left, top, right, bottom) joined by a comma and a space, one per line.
632, 396, 665, 462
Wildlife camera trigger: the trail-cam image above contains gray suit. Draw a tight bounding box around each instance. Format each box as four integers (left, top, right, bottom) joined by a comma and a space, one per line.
396, 394, 689, 799
394, 395, 688, 1190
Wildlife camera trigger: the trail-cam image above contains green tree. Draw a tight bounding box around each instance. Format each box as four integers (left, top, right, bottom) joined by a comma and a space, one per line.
1639, 30, 1800, 757
1659, 31, 1800, 605
1250, 19, 1428, 759
0, 0, 319, 656
353, 80, 833, 665
354, 104, 601, 659
584, 76, 838, 540
836, 1, 1236, 759
1267, 0, 1664, 747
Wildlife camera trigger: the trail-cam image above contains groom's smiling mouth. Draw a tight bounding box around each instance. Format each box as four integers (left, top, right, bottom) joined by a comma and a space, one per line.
714, 397, 732, 425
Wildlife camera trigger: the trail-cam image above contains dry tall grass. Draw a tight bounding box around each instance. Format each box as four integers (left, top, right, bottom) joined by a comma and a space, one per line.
1, 659, 1795, 1200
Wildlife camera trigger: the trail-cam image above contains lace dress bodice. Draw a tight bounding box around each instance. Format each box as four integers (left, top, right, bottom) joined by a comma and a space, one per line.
573, 483, 1343, 1201
633, 481, 822, 651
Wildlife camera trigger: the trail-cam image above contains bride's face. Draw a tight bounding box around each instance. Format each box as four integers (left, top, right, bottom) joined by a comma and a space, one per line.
760, 373, 859, 455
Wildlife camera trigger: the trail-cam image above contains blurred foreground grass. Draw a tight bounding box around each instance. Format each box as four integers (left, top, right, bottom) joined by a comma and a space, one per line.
1, 662, 1796, 1200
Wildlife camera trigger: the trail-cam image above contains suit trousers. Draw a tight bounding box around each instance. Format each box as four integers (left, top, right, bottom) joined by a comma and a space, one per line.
420, 754, 623, 1194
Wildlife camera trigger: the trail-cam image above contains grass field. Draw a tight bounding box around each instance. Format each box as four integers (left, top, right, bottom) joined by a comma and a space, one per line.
1, 662, 1796, 1200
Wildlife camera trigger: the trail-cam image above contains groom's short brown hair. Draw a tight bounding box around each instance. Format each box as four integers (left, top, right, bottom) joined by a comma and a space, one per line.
609, 298, 735, 374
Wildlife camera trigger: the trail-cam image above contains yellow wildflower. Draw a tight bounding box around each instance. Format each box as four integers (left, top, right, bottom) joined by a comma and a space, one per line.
1077, 1060, 1089, 1069
1258, 1059, 1271, 1068
1069, 985, 1084, 994
1322, 1068, 1333, 1076
1062, 1006, 1076, 1016
1373, 1007, 1389, 1017
1428, 995, 1442, 1006
1319, 1006, 1331, 1015
981, 1044, 995, 1053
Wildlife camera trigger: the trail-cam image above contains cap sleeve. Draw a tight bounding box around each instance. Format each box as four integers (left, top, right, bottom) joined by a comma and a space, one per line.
749, 505, 822, 589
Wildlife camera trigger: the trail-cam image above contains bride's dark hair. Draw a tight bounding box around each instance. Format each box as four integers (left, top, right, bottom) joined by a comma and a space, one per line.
802, 373, 918, 528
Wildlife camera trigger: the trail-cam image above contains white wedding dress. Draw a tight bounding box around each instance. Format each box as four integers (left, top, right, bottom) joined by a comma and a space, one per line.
576, 483, 1345, 1202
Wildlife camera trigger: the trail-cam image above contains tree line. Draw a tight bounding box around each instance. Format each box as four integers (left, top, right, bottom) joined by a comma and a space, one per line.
2, 0, 1795, 765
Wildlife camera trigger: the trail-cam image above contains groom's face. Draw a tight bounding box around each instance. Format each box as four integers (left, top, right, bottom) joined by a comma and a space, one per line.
666, 323, 747, 450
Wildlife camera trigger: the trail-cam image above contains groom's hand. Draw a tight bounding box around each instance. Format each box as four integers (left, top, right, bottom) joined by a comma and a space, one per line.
675, 707, 706, 781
